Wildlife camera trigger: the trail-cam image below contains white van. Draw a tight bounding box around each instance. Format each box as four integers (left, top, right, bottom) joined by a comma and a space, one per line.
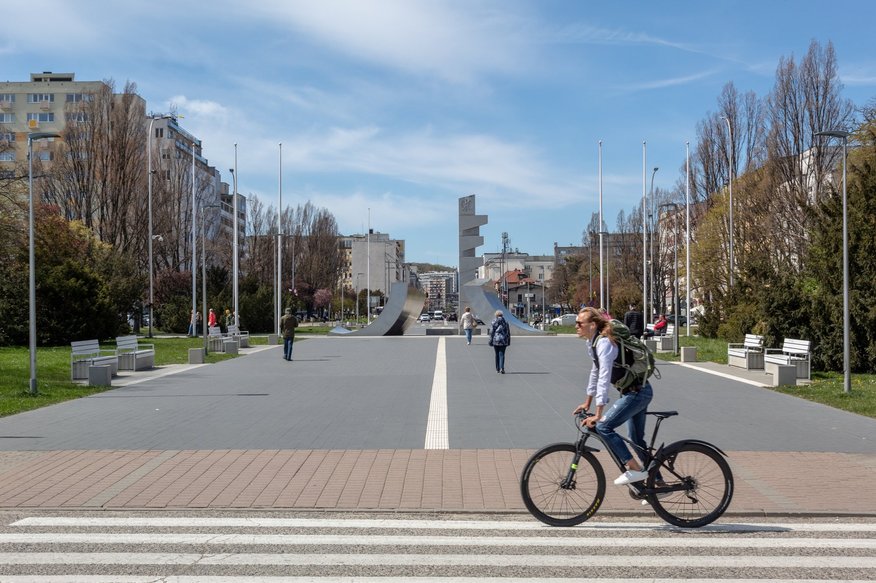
432, 310, 444, 321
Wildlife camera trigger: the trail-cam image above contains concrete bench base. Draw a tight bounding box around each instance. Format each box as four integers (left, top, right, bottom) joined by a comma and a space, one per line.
72, 356, 118, 380
728, 350, 764, 370
771, 364, 797, 387
188, 348, 205, 364
88, 365, 112, 387
657, 336, 675, 352
644, 339, 658, 353
765, 358, 809, 380
118, 351, 155, 371
223, 340, 239, 355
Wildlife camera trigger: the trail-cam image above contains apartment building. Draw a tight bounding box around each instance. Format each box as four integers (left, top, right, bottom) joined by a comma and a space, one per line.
338, 230, 406, 298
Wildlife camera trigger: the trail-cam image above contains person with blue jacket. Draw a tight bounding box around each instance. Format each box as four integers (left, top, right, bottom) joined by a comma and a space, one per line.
488, 310, 511, 374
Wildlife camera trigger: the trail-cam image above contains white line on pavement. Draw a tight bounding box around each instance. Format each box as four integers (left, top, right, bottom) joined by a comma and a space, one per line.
0, 532, 873, 548
12, 517, 876, 532
0, 553, 871, 568
1, 579, 870, 583
424, 336, 448, 449
675, 361, 769, 387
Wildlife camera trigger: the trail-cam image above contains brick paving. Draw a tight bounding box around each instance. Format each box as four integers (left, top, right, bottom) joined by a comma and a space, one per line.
0, 448, 872, 515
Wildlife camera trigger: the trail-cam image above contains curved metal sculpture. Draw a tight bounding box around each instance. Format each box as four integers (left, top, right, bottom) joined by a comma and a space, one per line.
464, 278, 544, 335
330, 281, 426, 336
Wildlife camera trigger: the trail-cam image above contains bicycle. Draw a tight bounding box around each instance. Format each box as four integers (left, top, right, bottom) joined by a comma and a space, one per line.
520, 410, 734, 528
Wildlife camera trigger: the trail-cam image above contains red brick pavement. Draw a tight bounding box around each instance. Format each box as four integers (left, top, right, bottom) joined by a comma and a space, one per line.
0, 449, 871, 515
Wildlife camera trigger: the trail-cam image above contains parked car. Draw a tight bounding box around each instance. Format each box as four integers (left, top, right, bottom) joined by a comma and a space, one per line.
419, 314, 431, 322
550, 313, 577, 326
665, 314, 688, 327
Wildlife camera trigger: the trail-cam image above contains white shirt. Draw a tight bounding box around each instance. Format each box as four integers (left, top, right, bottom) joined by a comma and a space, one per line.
461, 312, 476, 329
586, 335, 618, 406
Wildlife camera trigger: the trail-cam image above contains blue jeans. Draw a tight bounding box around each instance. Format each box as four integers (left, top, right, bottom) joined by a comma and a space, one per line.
464, 328, 473, 343
283, 337, 295, 360
596, 383, 653, 466
494, 345, 507, 371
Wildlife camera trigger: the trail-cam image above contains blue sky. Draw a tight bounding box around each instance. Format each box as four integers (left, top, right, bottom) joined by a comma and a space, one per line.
4, 1, 875, 266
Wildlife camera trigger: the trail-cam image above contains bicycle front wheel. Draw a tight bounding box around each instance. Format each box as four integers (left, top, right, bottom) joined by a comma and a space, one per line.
647, 441, 734, 528
520, 443, 605, 527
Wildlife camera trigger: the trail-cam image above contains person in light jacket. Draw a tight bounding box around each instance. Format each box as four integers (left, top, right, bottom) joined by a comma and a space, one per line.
460, 306, 477, 345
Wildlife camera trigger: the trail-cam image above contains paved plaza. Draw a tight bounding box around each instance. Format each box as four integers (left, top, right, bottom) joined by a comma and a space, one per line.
0, 335, 872, 516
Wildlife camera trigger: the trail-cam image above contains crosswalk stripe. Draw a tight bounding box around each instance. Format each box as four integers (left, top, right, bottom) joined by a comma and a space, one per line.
0, 532, 873, 548
0, 552, 872, 568
11, 516, 876, 532
1, 578, 874, 583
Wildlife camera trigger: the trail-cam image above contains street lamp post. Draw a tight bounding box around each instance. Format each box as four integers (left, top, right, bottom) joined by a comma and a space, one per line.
146, 114, 173, 339
190, 142, 197, 337
200, 204, 221, 355
660, 203, 680, 356
231, 143, 239, 327
598, 140, 604, 309
642, 142, 647, 322
27, 131, 61, 395
648, 167, 659, 321
685, 142, 691, 336
816, 130, 851, 394
722, 115, 735, 287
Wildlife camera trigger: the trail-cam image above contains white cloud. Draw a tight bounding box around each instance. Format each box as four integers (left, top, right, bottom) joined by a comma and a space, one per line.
236, 0, 535, 83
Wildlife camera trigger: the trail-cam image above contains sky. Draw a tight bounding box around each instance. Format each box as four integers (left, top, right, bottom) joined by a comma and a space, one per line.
4, 1, 876, 266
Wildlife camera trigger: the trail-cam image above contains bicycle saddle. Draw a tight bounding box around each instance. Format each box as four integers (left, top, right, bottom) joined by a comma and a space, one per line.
647, 410, 678, 419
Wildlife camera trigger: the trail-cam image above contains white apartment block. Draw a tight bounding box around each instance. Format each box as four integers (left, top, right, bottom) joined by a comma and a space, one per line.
339, 230, 406, 297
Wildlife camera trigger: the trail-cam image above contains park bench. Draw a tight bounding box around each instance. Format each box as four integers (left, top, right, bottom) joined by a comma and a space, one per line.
226, 324, 250, 348
115, 335, 155, 371
727, 334, 765, 370
70, 339, 118, 380
764, 338, 811, 380
657, 325, 675, 351
207, 326, 228, 352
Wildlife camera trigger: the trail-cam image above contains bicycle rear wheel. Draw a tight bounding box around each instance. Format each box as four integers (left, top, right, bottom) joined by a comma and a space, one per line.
646, 441, 734, 528
520, 443, 605, 527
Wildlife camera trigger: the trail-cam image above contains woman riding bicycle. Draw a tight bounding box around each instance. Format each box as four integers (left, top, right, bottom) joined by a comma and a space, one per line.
573, 307, 653, 486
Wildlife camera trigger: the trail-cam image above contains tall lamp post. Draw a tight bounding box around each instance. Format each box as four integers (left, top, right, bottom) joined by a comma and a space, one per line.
816, 130, 851, 394
27, 131, 61, 395
660, 203, 680, 356
231, 142, 239, 327
648, 166, 659, 321
598, 140, 604, 309
642, 142, 647, 322
200, 204, 221, 354
685, 142, 691, 336
146, 114, 173, 338
722, 115, 735, 287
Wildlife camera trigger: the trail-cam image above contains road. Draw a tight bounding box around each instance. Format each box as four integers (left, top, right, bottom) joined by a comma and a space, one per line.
0, 336, 872, 452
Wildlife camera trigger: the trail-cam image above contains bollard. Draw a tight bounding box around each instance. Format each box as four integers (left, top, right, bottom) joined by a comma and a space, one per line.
772, 364, 796, 387
267, 333, 279, 345
188, 347, 205, 364
223, 340, 239, 355
680, 346, 697, 362
88, 365, 112, 387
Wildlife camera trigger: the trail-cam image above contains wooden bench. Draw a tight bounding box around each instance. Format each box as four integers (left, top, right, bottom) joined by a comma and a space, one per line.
764, 338, 811, 380
71, 339, 118, 380
227, 324, 250, 348
727, 334, 765, 370
657, 325, 675, 351
207, 326, 227, 352
115, 335, 155, 371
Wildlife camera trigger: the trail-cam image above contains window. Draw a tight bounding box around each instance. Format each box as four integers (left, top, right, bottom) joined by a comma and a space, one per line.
0, 114, 13, 124
65, 93, 93, 103
0, 94, 14, 103
0, 170, 13, 179
155, 127, 164, 138
0, 133, 13, 143
0, 151, 14, 161
35, 151, 52, 161
27, 112, 55, 122
65, 112, 89, 122
27, 93, 54, 103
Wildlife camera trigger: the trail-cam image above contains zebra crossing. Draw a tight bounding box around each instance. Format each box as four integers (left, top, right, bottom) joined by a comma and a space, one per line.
0, 514, 872, 581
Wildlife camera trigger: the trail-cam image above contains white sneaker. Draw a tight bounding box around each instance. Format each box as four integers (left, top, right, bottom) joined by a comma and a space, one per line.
614, 470, 649, 485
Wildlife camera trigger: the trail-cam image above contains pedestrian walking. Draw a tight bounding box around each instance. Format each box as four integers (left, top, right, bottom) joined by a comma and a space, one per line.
280, 307, 299, 361
487, 309, 511, 373
208, 308, 217, 328
623, 304, 644, 338
460, 306, 477, 345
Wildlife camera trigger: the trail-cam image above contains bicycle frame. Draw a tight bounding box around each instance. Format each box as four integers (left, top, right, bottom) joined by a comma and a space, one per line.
564, 413, 692, 499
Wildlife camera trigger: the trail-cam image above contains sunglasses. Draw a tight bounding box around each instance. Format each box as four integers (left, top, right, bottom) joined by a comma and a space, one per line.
575, 320, 589, 327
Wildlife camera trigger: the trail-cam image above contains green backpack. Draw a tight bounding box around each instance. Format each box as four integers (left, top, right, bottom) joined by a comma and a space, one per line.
608, 319, 658, 390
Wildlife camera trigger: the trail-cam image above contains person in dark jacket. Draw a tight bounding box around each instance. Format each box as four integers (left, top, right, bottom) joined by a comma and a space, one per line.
280, 308, 299, 361
623, 304, 645, 338
488, 310, 511, 374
